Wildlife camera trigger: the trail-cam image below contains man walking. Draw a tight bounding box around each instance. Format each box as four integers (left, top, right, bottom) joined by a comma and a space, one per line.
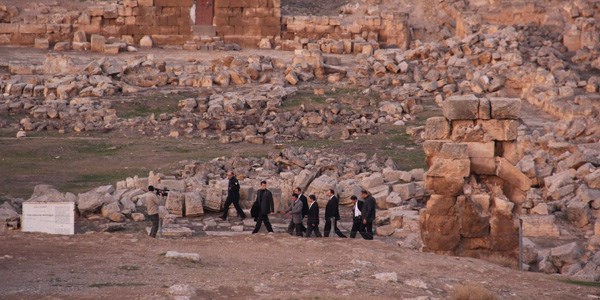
294, 187, 308, 233
221, 171, 246, 221
283, 193, 304, 236
145, 186, 162, 238
360, 190, 376, 240
324, 189, 347, 238
252, 181, 274, 234
305, 194, 322, 237
349, 195, 363, 238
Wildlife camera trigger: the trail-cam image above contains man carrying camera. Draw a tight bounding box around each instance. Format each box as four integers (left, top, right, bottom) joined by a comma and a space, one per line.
145, 185, 163, 238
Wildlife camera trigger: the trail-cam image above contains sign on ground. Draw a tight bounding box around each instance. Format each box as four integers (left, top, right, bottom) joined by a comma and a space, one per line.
22, 202, 75, 235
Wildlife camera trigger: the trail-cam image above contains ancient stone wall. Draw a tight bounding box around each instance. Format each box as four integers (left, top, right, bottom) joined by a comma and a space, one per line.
213, 0, 281, 48
446, 0, 600, 52
420, 95, 530, 257
0, 0, 195, 47
280, 13, 410, 54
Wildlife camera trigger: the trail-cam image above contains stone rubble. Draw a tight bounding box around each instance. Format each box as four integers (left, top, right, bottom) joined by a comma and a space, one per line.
1, 0, 600, 283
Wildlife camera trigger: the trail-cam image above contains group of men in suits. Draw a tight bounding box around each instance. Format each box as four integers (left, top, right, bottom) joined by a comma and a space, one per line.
221, 172, 376, 238
281, 187, 376, 239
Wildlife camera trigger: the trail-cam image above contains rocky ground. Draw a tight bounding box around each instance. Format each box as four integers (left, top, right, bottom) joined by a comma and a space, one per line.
1, 226, 599, 300
1, 0, 600, 297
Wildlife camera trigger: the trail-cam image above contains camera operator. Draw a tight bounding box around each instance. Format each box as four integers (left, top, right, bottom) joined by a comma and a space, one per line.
145, 185, 164, 238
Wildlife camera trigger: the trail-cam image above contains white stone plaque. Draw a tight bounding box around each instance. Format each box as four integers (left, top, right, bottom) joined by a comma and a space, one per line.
22, 202, 75, 235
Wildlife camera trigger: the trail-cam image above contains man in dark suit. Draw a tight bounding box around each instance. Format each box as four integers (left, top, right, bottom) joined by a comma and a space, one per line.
305, 194, 322, 237
324, 189, 347, 238
360, 190, 376, 240
252, 181, 274, 234
220, 171, 246, 221
294, 187, 308, 233
349, 195, 364, 238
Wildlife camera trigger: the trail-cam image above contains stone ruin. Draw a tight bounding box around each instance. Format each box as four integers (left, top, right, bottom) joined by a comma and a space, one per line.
420, 95, 528, 257
0, 0, 600, 282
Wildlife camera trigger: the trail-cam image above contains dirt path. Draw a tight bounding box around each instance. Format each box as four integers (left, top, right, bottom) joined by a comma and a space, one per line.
0, 229, 597, 299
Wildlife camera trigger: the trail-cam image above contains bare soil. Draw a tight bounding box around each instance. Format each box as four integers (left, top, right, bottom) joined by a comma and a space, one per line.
0, 228, 598, 299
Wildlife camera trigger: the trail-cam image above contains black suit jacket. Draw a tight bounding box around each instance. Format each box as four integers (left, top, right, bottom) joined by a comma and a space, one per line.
353, 200, 364, 218
361, 195, 376, 222
325, 195, 340, 220
299, 194, 308, 217
256, 189, 274, 215
307, 201, 320, 224
227, 176, 240, 201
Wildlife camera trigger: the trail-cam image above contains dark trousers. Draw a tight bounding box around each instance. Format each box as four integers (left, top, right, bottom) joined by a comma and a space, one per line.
324, 218, 347, 238
252, 214, 273, 233
221, 197, 246, 219
149, 214, 159, 238
359, 220, 374, 240
350, 217, 362, 238
287, 220, 304, 237
306, 222, 322, 237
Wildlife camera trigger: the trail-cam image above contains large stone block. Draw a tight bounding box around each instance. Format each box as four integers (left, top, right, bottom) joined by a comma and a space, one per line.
489, 97, 521, 119
160, 179, 186, 191
442, 94, 480, 120
423, 116, 450, 140
423, 139, 450, 167
478, 97, 491, 119
438, 143, 469, 160
19, 24, 46, 34
382, 168, 412, 183
419, 213, 461, 252
392, 183, 414, 201
521, 215, 560, 237
0, 24, 18, 34
450, 120, 486, 142
489, 214, 518, 252
185, 192, 204, 217
584, 169, 600, 189
495, 157, 531, 192
361, 172, 385, 189
478, 119, 519, 141
566, 201, 590, 228
549, 242, 583, 268
465, 142, 495, 158
498, 141, 521, 165
457, 196, 490, 238
166, 191, 184, 217
204, 188, 224, 212
90, 34, 106, 52
427, 158, 470, 178
425, 194, 457, 215
424, 175, 464, 196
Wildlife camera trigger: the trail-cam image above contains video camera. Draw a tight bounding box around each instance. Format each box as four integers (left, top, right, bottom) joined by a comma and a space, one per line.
155, 188, 169, 197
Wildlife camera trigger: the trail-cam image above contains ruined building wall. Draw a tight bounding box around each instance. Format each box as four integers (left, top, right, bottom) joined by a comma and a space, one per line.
213, 0, 282, 48
280, 13, 411, 54
0, 0, 195, 46
445, 0, 600, 52
420, 95, 530, 257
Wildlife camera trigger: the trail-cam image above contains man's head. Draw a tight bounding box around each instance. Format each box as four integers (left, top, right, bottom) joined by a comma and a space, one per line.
351, 195, 358, 202
291, 193, 298, 201
327, 189, 335, 197
308, 194, 316, 203
360, 190, 369, 198
260, 181, 267, 189
227, 171, 234, 179
148, 185, 155, 192
294, 187, 302, 194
